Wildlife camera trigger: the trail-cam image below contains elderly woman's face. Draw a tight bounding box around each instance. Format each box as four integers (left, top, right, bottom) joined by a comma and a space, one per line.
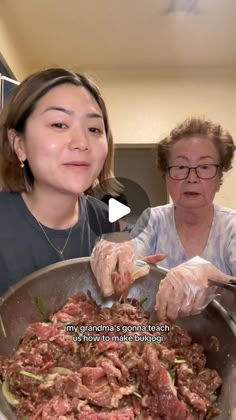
166, 137, 221, 209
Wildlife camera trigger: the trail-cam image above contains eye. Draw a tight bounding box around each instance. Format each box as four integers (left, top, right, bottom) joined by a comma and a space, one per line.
198, 164, 209, 170
51, 123, 67, 129
89, 127, 103, 134
178, 165, 188, 170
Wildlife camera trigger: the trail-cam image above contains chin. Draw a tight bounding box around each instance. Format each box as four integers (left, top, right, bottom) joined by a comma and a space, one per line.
55, 182, 92, 196
60, 176, 96, 194
182, 203, 206, 210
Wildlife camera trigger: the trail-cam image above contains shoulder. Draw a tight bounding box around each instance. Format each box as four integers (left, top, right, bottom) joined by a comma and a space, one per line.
0, 191, 20, 210
149, 203, 174, 222
214, 204, 236, 223
0, 192, 24, 233
213, 204, 236, 240
134, 203, 173, 233
83, 194, 109, 215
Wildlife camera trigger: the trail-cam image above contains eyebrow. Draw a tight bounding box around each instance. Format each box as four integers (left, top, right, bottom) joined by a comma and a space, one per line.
42, 106, 103, 119
174, 155, 216, 161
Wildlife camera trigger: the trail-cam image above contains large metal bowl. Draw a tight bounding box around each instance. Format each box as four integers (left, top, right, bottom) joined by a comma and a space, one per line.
0, 257, 236, 420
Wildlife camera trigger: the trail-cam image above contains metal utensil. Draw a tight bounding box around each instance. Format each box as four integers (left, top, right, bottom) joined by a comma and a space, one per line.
208, 278, 236, 292
135, 260, 236, 293
135, 259, 169, 275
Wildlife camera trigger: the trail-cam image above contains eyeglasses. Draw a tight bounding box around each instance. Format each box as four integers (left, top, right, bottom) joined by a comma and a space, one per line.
167, 164, 220, 180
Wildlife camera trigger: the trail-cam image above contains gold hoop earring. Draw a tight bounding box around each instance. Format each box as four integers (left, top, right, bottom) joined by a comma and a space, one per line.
20, 160, 25, 169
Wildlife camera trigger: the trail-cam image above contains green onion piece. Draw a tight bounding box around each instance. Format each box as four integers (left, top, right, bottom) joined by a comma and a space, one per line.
64, 318, 82, 326
140, 297, 148, 307
133, 391, 142, 399
174, 359, 186, 364
169, 370, 176, 384
198, 369, 208, 375
118, 295, 124, 304
34, 296, 47, 321
19, 371, 45, 382
50, 367, 73, 375
0, 315, 6, 337
2, 381, 19, 406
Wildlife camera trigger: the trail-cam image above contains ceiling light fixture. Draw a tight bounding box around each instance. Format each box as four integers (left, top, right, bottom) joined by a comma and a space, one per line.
164, 0, 200, 14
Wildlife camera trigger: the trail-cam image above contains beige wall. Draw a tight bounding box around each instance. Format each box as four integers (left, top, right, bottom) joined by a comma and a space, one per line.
0, 16, 29, 80
0, 33, 235, 209
89, 69, 236, 209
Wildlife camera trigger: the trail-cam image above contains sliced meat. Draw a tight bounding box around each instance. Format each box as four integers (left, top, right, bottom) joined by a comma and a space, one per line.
78, 405, 135, 420
165, 324, 192, 348
176, 364, 222, 416
31, 396, 72, 419
175, 343, 206, 371
0, 292, 222, 420
193, 369, 222, 394
143, 345, 193, 420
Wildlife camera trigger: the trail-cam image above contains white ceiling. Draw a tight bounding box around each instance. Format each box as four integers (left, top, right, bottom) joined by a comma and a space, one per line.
1, 0, 236, 71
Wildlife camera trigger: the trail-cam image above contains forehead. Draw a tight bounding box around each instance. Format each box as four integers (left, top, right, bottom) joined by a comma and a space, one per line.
35, 83, 101, 113
169, 136, 219, 161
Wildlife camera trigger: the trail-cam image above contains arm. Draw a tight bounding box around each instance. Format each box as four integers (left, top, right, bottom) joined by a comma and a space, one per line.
131, 208, 158, 258
227, 236, 236, 276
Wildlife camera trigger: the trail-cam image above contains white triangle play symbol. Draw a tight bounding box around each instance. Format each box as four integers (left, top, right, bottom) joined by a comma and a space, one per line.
108, 198, 131, 223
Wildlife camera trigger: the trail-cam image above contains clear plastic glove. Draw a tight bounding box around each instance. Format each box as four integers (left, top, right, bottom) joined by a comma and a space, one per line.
155, 256, 235, 321
91, 233, 166, 297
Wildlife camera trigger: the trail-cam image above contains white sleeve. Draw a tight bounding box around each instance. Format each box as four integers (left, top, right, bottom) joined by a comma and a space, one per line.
130, 208, 158, 259
227, 236, 236, 276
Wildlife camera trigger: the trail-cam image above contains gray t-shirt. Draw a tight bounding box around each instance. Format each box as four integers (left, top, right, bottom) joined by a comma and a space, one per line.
0, 192, 119, 295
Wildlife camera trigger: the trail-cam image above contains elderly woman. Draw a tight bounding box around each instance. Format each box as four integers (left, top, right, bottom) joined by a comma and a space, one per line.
91, 117, 236, 320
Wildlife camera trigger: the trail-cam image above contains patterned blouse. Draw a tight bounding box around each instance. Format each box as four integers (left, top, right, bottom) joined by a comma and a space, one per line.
131, 203, 236, 276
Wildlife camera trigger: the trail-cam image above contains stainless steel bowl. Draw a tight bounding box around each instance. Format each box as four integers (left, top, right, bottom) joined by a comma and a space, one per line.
0, 257, 235, 420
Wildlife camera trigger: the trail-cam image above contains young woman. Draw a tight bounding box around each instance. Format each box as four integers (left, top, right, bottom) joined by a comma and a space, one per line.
0, 68, 120, 295
91, 118, 236, 319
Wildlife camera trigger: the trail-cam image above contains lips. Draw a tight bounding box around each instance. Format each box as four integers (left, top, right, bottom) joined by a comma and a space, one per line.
184, 192, 200, 195
64, 161, 90, 167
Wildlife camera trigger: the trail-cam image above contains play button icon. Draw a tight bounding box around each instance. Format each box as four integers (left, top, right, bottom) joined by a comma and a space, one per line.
108, 198, 131, 223
90, 176, 152, 241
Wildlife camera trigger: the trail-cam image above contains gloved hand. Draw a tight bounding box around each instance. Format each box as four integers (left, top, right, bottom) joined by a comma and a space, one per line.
91, 234, 166, 297
155, 256, 235, 320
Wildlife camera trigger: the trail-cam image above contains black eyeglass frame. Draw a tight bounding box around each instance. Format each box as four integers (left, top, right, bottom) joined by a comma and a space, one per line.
167, 164, 220, 180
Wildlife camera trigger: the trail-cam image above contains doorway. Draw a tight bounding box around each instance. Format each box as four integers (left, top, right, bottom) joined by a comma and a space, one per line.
114, 144, 168, 221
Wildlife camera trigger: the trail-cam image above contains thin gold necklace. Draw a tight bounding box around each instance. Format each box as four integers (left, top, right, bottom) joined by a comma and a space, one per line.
36, 220, 73, 258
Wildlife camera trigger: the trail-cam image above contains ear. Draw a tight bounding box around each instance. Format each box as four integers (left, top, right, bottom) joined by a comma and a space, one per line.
8, 128, 27, 162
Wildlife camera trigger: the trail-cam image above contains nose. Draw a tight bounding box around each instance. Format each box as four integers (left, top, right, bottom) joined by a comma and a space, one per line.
187, 168, 199, 183
68, 126, 89, 151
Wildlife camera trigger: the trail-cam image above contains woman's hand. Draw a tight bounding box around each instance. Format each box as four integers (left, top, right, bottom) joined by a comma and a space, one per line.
91, 235, 165, 297
155, 257, 234, 320
91, 235, 135, 297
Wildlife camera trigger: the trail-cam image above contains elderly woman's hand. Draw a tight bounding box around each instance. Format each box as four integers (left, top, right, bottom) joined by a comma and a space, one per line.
91, 234, 166, 297
155, 257, 234, 320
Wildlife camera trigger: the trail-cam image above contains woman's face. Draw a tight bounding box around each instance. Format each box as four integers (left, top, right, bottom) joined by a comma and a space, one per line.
166, 137, 221, 209
14, 83, 108, 195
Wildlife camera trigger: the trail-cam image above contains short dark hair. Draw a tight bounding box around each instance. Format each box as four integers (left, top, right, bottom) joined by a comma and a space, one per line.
157, 117, 235, 179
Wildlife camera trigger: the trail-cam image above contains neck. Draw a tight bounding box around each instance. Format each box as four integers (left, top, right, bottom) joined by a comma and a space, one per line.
174, 204, 214, 227
22, 184, 80, 229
